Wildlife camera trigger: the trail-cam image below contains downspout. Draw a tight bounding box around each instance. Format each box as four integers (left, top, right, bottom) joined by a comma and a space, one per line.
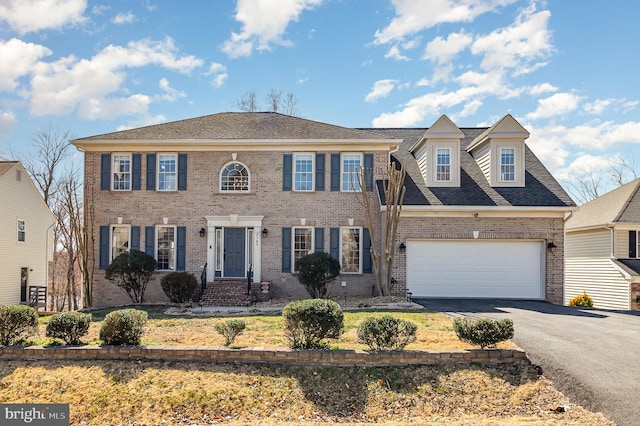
562, 210, 575, 306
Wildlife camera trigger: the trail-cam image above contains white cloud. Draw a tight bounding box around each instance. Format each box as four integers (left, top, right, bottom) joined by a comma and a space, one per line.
584, 99, 613, 115
206, 63, 228, 88
374, 0, 516, 45
526, 92, 583, 120
0, 38, 52, 91
29, 37, 203, 118
116, 113, 166, 131
92, 5, 110, 15
0, 0, 87, 34
528, 82, 557, 95
453, 99, 482, 119
423, 31, 473, 64
384, 45, 410, 61
0, 111, 17, 135
623, 100, 639, 112
365, 79, 398, 102
221, 0, 323, 58
157, 78, 186, 102
471, 5, 552, 74
112, 11, 136, 25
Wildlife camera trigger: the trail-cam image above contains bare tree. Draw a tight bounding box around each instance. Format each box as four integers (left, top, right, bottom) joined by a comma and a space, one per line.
356, 162, 406, 296
283, 91, 299, 116
567, 156, 639, 204
233, 90, 260, 112
233, 89, 300, 115
610, 156, 638, 187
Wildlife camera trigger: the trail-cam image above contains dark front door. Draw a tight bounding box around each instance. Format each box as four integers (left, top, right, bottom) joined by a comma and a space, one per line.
224, 228, 245, 277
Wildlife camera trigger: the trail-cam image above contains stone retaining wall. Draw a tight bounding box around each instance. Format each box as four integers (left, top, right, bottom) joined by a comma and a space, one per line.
0, 346, 528, 367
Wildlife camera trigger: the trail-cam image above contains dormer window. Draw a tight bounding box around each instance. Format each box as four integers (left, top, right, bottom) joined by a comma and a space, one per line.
436, 148, 451, 182
500, 148, 515, 182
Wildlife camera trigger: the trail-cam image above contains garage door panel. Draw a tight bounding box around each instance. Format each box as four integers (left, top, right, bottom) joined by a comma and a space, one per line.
407, 240, 543, 299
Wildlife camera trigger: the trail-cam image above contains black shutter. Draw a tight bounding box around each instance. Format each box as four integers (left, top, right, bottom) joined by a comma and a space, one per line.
314, 227, 324, 252
315, 153, 325, 191
99, 225, 109, 269
146, 153, 156, 190
176, 226, 186, 270
364, 153, 374, 191
132, 154, 141, 190
330, 153, 340, 191
130, 226, 140, 251
363, 228, 372, 273
283, 154, 292, 191
100, 154, 111, 190
330, 228, 340, 262
282, 227, 292, 272
178, 154, 187, 191
145, 226, 155, 257
630, 231, 637, 258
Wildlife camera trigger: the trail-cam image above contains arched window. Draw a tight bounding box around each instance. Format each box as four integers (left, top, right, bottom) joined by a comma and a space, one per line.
220, 162, 250, 192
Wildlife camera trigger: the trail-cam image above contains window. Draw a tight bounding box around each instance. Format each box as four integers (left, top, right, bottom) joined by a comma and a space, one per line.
341, 153, 362, 192
500, 148, 515, 182
157, 226, 176, 270
294, 153, 314, 191
436, 148, 451, 182
293, 227, 313, 270
341, 227, 361, 273
17, 220, 25, 242
158, 154, 177, 191
112, 154, 131, 190
215, 228, 223, 273
220, 162, 249, 192
111, 225, 130, 261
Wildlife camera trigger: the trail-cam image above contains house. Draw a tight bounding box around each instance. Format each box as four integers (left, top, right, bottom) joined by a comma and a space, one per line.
71, 112, 574, 308
565, 179, 640, 310
0, 161, 55, 307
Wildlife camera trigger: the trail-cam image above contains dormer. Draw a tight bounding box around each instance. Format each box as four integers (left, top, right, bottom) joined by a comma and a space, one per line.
466, 114, 529, 188
411, 115, 464, 187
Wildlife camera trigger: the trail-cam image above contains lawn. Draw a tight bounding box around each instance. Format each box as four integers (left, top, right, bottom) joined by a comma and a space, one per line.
0, 305, 611, 425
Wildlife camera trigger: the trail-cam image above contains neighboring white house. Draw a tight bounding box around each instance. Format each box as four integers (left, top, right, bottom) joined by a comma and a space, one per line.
565, 178, 640, 310
0, 161, 55, 307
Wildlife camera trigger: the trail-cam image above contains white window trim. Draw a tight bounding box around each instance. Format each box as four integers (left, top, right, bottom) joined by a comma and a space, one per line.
293, 153, 315, 192
156, 225, 177, 271
340, 226, 362, 274
157, 153, 178, 192
215, 228, 223, 272
499, 147, 516, 183
109, 224, 131, 262
112, 153, 132, 192
292, 226, 315, 270
425, 140, 460, 187
435, 147, 452, 182
219, 161, 251, 193
490, 141, 525, 187
341, 153, 363, 192
17, 219, 25, 243
635, 230, 640, 259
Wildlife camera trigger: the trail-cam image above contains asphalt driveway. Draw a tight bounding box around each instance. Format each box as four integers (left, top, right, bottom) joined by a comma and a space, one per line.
415, 299, 640, 426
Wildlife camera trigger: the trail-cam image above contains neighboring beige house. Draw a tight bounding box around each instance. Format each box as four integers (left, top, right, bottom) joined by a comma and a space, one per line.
71, 112, 574, 308
565, 178, 640, 310
0, 161, 55, 307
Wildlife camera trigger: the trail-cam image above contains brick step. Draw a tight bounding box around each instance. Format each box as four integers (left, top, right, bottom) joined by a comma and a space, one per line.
193, 279, 270, 306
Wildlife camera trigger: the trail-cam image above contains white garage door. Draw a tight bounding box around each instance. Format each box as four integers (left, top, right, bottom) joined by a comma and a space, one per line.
406, 240, 543, 299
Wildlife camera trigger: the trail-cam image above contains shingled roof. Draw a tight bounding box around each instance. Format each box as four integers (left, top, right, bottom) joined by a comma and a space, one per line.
364, 128, 575, 208
74, 112, 394, 141
566, 178, 640, 229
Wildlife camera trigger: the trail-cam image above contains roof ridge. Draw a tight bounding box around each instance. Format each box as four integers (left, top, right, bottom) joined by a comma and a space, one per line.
612, 178, 640, 222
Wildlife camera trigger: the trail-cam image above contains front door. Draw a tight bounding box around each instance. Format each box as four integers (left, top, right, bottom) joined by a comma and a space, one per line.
224, 228, 245, 277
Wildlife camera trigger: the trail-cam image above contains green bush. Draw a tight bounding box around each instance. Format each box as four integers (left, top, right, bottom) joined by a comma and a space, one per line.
214, 319, 246, 346
568, 291, 594, 308
105, 250, 157, 304
356, 315, 417, 351
160, 271, 198, 303
295, 252, 341, 299
283, 299, 344, 349
46, 311, 92, 345
0, 305, 38, 346
453, 317, 514, 349
99, 309, 148, 346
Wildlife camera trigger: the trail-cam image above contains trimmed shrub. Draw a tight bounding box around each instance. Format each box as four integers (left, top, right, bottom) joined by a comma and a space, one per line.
283, 299, 344, 349
99, 309, 148, 346
0, 305, 38, 346
46, 311, 92, 345
356, 315, 417, 351
295, 252, 341, 299
568, 291, 594, 308
161, 271, 199, 303
105, 250, 157, 303
214, 319, 246, 346
453, 317, 514, 349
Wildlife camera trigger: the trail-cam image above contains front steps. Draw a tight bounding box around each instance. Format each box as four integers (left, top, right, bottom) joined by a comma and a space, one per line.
193, 278, 270, 307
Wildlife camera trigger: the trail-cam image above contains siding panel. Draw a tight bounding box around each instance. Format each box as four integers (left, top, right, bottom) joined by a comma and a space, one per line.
565, 258, 630, 310
565, 230, 611, 258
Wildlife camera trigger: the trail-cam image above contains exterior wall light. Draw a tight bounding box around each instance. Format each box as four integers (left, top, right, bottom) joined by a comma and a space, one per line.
547, 241, 557, 253
262, 228, 268, 238
399, 242, 406, 253
199, 228, 206, 238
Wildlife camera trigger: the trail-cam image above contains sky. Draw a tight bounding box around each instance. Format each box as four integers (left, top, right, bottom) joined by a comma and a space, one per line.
1, 0, 639, 203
